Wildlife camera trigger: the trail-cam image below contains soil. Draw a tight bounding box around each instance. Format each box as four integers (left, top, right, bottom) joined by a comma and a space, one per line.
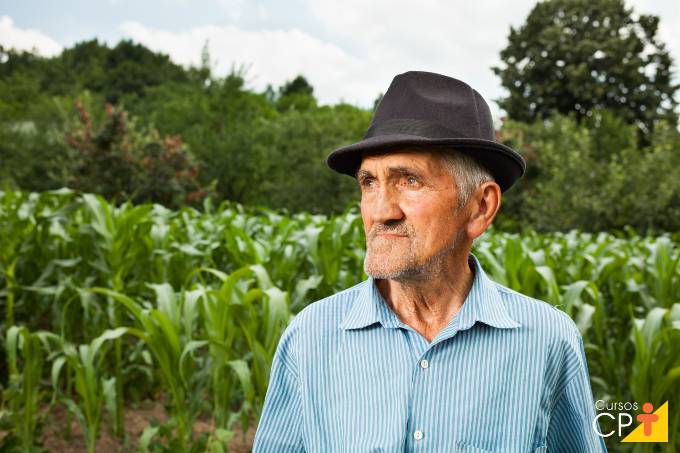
4, 401, 256, 452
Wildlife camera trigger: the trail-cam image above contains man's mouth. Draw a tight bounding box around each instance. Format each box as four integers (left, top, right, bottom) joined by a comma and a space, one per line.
375, 233, 407, 238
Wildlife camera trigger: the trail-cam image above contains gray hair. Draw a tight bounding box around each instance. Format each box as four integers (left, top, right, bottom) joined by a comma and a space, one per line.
441, 149, 495, 210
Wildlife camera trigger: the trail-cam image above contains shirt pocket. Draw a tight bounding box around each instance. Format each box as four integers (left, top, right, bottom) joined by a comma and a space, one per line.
454, 442, 547, 453
454, 442, 493, 453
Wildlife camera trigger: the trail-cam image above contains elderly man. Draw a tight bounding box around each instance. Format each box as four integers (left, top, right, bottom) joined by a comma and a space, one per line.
253, 71, 606, 452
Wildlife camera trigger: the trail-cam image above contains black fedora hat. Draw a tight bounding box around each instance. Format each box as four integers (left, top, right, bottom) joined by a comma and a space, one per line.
326, 71, 525, 192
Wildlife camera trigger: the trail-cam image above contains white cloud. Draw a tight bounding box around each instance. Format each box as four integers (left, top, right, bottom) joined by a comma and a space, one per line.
0, 16, 63, 56
306, 0, 538, 113
120, 20, 377, 106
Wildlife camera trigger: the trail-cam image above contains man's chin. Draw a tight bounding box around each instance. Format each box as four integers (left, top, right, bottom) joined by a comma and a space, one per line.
364, 259, 417, 280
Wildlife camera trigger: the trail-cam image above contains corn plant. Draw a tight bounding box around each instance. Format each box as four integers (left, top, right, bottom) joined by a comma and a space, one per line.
189, 265, 289, 428
0, 326, 54, 452
50, 327, 130, 453
91, 284, 207, 451
628, 304, 680, 452
80, 194, 155, 436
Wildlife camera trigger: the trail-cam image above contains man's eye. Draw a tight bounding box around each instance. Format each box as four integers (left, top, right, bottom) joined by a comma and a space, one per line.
407, 176, 418, 185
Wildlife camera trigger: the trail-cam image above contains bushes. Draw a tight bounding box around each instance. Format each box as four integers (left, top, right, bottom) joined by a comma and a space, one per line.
498, 111, 680, 232
63, 100, 208, 209
134, 73, 371, 213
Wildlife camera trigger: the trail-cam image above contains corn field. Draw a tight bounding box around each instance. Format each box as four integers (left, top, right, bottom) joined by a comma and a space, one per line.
0, 189, 678, 452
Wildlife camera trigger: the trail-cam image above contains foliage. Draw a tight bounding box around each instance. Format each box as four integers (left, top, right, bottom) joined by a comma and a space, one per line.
0, 190, 678, 452
132, 71, 279, 204
0, 40, 189, 105
251, 103, 370, 213
64, 100, 208, 209
497, 111, 680, 232
492, 0, 678, 135
3, 38, 677, 231
132, 71, 370, 211
50, 328, 129, 453
0, 326, 51, 452
0, 40, 372, 215
275, 75, 317, 112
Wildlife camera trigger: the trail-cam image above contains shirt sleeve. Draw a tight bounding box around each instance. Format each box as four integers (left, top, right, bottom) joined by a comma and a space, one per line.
252, 322, 305, 453
546, 333, 608, 452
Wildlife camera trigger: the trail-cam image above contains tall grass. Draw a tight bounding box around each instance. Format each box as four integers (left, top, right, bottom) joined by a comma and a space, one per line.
0, 189, 678, 452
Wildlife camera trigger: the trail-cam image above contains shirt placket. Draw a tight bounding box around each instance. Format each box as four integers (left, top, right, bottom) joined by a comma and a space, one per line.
398, 318, 464, 452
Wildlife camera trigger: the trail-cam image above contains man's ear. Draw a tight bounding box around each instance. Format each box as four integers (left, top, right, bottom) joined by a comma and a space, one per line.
465, 182, 501, 240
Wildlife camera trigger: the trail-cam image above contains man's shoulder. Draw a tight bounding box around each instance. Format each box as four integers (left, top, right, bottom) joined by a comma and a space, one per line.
274, 282, 365, 364
493, 280, 581, 343
491, 280, 593, 390
289, 280, 366, 331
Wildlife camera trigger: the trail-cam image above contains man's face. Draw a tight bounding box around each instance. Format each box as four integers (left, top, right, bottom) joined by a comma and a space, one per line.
358, 149, 468, 281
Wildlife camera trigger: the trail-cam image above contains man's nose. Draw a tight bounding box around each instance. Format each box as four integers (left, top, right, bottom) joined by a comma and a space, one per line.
370, 185, 404, 224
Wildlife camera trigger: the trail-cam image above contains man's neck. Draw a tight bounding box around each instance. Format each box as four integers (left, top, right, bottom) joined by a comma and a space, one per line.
375, 251, 475, 343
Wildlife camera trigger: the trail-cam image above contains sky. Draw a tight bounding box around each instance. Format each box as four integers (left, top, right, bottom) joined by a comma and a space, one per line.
2, 0, 679, 117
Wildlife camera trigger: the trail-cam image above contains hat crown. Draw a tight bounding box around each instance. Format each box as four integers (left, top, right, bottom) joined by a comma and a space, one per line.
369, 71, 495, 141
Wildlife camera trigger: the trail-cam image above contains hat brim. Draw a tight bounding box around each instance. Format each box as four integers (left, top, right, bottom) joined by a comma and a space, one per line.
326, 134, 525, 193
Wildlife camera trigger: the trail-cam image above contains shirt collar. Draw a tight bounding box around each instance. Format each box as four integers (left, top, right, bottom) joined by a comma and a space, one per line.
339, 253, 521, 332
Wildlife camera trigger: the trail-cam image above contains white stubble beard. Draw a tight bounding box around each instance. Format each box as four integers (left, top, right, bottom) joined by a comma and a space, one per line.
363, 227, 464, 282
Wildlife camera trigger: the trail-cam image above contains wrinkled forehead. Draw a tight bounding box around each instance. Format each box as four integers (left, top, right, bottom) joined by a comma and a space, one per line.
357, 148, 448, 176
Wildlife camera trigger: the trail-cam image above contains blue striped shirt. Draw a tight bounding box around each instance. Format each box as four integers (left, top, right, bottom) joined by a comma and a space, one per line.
253, 254, 607, 452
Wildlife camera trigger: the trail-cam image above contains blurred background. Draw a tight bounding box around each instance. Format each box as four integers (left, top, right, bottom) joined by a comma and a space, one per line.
0, 0, 678, 452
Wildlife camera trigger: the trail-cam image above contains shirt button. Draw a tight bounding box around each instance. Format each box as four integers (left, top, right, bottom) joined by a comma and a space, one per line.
413, 430, 424, 440
420, 359, 429, 369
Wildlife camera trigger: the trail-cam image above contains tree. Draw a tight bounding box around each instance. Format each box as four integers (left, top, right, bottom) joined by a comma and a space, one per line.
135, 70, 279, 204
104, 40, 188, 103
275, 75, 317, 111
493, 0, 678, 134
0, 39, 189, 105
253, 103, 371, 213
